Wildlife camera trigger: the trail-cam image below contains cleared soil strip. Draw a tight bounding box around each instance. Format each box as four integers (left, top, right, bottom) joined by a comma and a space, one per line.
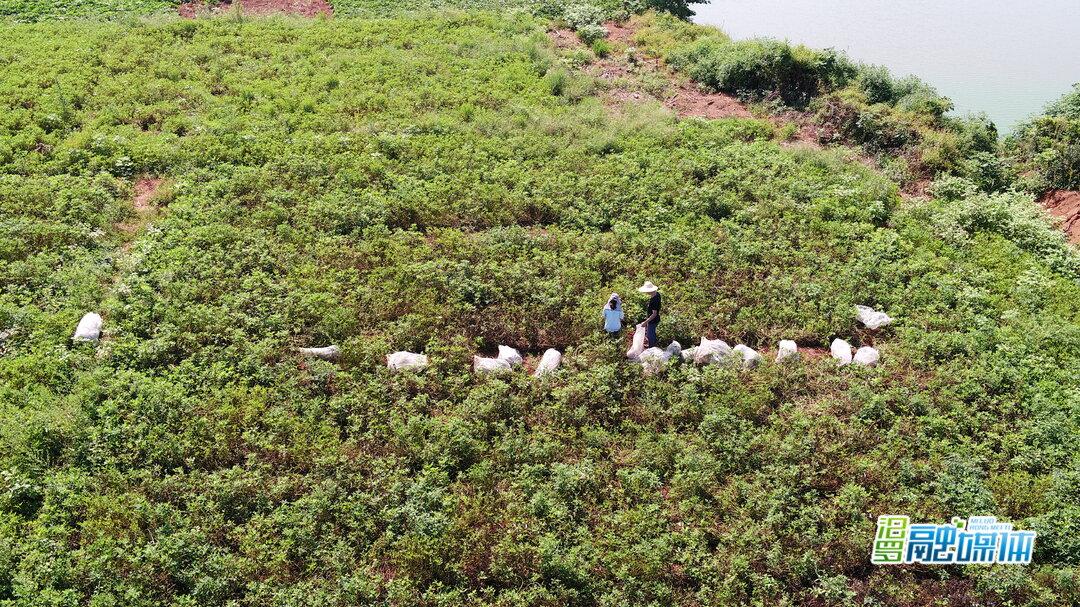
116, 177, 163, 237
1040, 189, 1080, 244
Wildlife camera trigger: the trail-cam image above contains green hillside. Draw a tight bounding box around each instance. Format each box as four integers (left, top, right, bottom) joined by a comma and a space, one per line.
0, 6, 1078, 607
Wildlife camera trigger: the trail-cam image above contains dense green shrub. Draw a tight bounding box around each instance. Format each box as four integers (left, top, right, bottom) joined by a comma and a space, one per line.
667, 37, 856, 107
1008, 111, 1080, 192
1043, 82, 1080, 119
815, 92, 917, 153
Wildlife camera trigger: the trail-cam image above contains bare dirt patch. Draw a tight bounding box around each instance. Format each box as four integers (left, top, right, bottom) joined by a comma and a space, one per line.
179, 0, 331, 18
664, 86, 752, 120
604, 20, 637, 45
548, 28, 582, 50
133, 177, 163, 213
117, 177, 164, 236
568, 24, 755, 121
1040, 189, 1080, 244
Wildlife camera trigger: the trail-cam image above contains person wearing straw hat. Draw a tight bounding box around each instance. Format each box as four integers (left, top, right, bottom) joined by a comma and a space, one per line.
637, 281, 661, 348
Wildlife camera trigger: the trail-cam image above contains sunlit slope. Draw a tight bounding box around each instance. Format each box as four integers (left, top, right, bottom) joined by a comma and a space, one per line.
0, 15, 1077, 607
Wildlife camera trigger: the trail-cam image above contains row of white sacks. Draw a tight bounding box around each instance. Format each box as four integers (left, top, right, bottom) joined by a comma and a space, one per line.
381, 335, 879, 379
74, 305, 892, 376
627, 331, 880, 375
388, 346, 562, 377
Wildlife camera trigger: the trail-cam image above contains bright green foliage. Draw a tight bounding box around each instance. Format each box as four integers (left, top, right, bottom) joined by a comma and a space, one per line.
0, 0, 177, 21
1007, 84, 1080, 191
667, 36, 858, 107
1044, 82, 1080, 120
0, 13, 1078, 607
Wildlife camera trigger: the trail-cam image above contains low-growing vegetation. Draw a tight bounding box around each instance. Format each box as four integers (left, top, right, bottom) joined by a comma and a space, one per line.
0, 6, 1077, 607
1007, 83, 1080, 192
0, 0, 177, 21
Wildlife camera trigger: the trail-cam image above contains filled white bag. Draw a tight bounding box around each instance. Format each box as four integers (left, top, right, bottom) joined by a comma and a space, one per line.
856, 305, 893, 330
534, 349, 562, 377
638, 346, 671, 375
473, 355, 511, 374
387, 351, 428, 371
626, 324, 647, 360
693, 337, 732, 365
299, 345, 340, 361
497, 345, 523, 366
853, 346, 880, 367
830, 338, 853, 366
776, 340, 799, 362
664, 341, 682, 358
72, 313, 103, 342
733, 344, 762, 369
681, 346, 698, 362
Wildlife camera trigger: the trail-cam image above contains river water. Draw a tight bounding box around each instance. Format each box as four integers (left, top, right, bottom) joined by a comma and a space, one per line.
693, 0, 1080, 132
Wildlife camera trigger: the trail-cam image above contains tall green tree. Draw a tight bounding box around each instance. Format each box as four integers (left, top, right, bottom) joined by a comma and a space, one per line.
648, 0, 707, 19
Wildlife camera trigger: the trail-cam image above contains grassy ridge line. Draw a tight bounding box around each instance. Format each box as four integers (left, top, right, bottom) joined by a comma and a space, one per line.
0, 13, 1078, 607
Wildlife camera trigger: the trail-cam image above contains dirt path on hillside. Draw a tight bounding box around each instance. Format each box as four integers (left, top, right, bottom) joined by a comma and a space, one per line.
555, 22, 819, 147
116, 177, 163, 238
1040, 189, 1080, 244
179, 0, 331, 18
582, 21, 755, 122
550, 20, 933, 198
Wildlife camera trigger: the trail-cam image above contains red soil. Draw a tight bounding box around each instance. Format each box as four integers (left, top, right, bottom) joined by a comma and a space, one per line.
117, 177, 164, 235
132, 177, 163, 213
548, 28, 582, 50
1040, 189, 1080, 244
179, 0, 331, 18
603, 20, 637, 45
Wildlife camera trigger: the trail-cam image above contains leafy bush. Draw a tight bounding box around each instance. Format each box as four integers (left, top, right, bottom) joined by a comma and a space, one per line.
561, 2, 604, 29
1008, 114, 1080, 191
815, 92, 917, 153
1044, 82, 1080, 119
667, 37, 854, 106
576, 22, 607, 44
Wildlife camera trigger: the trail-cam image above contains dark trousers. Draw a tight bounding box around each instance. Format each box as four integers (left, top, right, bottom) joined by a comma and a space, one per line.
645, 321, 658, 348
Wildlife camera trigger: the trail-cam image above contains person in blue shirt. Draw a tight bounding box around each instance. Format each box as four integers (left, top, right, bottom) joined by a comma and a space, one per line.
637, 281, 661, 347
602, 293, 624, 337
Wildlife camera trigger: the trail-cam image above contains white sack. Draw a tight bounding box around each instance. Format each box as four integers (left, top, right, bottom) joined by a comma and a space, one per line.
681, 346, 698, 362
387, 351, 428, 371
626, 324, 647, 360
638, 346, 672, 375
299, 345, 340, 361
72, 313, 103, 342
664, 341, 682, 358
853, 346, 880, 367
694, 337, 732, 365
473, 355, 511, 374
534, 349, 562, 377
776, 340, 799, 362
497, 345, 523, 366
733, 344, 762, 369
830, 338, 853, 366
856, 305, 893, 330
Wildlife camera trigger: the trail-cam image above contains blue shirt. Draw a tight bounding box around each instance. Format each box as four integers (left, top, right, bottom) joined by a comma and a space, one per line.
603, 307, 623, 333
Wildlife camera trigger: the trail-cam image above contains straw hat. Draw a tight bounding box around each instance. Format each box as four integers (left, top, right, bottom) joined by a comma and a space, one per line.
637, 281, 659, 294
